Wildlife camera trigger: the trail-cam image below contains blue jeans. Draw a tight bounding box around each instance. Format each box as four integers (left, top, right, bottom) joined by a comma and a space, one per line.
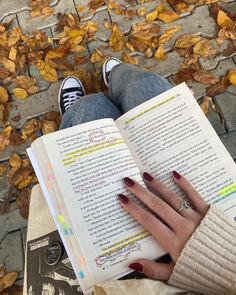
60, 64, 172, 128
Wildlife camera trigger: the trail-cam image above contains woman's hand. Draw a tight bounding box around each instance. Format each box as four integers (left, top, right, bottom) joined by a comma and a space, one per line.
118, 171, 209, 281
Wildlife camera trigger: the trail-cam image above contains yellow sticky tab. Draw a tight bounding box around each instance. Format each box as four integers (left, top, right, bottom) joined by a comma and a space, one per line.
218, 183, 236, 197
59, 214, 65, 223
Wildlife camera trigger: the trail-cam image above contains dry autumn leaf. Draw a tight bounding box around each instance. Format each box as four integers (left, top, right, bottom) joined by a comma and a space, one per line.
109, 23, 126, 51
193, 70, 219, 85
175, 34, 201, 48
137, 7, 147, 17
193, 39, 217, 58
41, 120, 58, 134
8, 27, 21, 47
200, 96, 213, 116
217, 9, 235, 29
15, 76, 36, 89
2, 57, 16, 73
0, 272, 18, 292
154, 46, 166, 60
13, 88, 28, 100
228, 70, 236, 85
0, 86, 9, 103
122, 52, 138, 64
9, 47, 17, 61
36, 60, 58, 82
9, 153, 22, 168
0, 163, 7, 177
90, 48, 104, 63
22, 118, 40, 139
158, 25, 180, 46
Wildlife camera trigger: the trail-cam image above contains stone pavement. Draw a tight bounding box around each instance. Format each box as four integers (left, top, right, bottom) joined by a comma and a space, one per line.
0, 0, 236, 285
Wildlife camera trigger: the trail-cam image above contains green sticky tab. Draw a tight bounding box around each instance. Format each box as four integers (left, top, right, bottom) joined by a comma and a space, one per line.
59, 214, 65, 223
64, 223, 70, 230
218, 183, 236, 197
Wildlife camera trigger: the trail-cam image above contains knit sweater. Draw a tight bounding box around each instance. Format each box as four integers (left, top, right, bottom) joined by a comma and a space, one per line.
168, 205, 236, 294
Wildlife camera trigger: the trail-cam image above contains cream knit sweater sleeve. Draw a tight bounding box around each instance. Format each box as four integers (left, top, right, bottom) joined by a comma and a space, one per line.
168, 205, 236, 295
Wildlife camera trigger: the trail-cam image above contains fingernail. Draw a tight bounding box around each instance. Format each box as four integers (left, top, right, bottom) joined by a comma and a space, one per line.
143, 172, 153, 182
129, 263, 143, 272
173, 170, 181, 180
118, 194, 129, 204
124, 177, 135, 187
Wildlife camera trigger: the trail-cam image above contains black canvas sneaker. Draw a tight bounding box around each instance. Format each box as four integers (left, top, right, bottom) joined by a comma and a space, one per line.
58, 76, 86, 115
102, 58, 122, 88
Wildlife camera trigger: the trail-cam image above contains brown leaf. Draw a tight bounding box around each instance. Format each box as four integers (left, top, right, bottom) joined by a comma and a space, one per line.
122, 52, 138, 64
11, 166, 33, 186
9, 130, 25, 146
200, 96, 213, 116
175, 34, 201, 48
0, 264, 6, 278
90, 48, 104, 63
15, 76, 36, 89
89, 0, 106, 10
171, 67, 195, 84
0, 87, 9, 103
8, 27, 22, 47
2, 58, 16, 73
0, 135, 10, 151
9, 153, 22, 168
41, 120, 58, 134
158, 25, 180, 46
193, 70, 219, 85
0, 272, 18, 292
206, 76, 230, 96
193, 39, 217, 58
16, 188, 31, 219
22, 119, 40, 139
0, 163, 7, 177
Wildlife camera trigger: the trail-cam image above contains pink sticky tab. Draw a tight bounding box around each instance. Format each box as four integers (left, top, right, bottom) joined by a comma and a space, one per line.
48, 174, 55, 181
58, 203, 64, 211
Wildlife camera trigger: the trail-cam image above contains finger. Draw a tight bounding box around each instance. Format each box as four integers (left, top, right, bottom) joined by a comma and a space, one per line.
172, 170, 209, 215
129, 259, 174, 280
118, 194, 176, 253
123, 177, 184, 231
143, 172, 200, 221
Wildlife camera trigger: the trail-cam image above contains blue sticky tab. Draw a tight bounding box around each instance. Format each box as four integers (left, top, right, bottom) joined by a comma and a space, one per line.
79, 271, 85, 279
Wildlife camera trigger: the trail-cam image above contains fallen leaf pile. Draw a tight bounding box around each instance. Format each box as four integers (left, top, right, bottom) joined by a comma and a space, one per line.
0, 264, 21, 295
0, 1, 236, 218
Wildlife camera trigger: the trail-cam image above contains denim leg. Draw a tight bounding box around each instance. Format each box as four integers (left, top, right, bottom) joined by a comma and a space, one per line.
109, 64, 172, 113
60, 93, 122, 129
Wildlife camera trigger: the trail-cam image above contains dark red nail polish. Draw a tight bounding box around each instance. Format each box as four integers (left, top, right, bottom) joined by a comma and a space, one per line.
124, 177, 135, 187
129, 263, 143, 272
143, 172, 153, 182
173, 170, 181, 180
118, 194, 129, 204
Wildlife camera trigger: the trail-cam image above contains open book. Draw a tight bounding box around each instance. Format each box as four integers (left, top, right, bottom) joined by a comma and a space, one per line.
27, 83, 236, 294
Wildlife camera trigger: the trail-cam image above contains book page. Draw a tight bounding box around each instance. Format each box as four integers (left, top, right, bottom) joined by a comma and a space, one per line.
31, 118, 165, 292
116, 83, 236, 219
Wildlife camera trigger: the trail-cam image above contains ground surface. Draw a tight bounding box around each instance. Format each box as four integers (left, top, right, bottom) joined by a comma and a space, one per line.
0, 0, 236, 286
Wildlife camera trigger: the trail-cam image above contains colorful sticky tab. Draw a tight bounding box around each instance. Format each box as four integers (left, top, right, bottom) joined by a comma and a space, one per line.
79, 257, 87, 266
48, 174, 56, 181
59, 214, 65, 223
64, 228, 73, 235
45, 182, 51, 190
79, 271, 85, 279
48, 163, 53, 170
58, 203, 64, 211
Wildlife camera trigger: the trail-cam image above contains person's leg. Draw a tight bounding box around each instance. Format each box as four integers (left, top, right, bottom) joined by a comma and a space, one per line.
109, 64, 172, 113
60, 93, 122, 129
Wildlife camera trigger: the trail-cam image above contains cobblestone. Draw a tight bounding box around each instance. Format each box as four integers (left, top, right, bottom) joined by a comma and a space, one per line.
1, 0, 236, 285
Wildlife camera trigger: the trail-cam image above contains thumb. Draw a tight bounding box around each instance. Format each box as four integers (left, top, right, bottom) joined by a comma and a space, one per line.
129, 259, 174, 280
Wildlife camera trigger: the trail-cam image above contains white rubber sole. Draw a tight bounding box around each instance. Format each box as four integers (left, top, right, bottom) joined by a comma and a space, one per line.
102, 58, 122, 88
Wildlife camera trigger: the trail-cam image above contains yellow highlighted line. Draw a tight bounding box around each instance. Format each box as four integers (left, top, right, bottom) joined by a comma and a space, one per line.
218, 183, 236, 198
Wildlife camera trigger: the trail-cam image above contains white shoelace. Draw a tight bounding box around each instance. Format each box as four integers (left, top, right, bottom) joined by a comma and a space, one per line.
63, 90, 83, 110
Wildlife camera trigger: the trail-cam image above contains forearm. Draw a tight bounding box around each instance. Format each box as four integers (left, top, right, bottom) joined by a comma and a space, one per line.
168, 206, 236, 294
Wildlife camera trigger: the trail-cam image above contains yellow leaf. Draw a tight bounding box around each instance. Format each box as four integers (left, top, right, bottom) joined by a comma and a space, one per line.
36, 60, 58, 82
16, 76, 36, 89
228, 70, 236, 85
45, 49, 64, 64
217, 10, 235, 29
137, 7, 147, 17
175, 34, 201, 48
90, 49, 104, 63
158, 25, 180, 45
154, 46, 166, 60
8, 27, 21, 47
2, 58, 16, 73
9, 47, 17, 61
42, 6, 53, 17
122, 52, 138, 64
1, 126, 13, 136
0, 164, 7, 177
17, 175, 33, 189
109, 24, 126, 51
13, 88, 28, 100
67, 28, 85, 38
193, 39, 217, 57
158, 9, 180, 23
70, 45, 86, 53
200, 96, 212, 116
154, 3, 165, 14
9, 153, 22, 168
0, 272, 18, 292
146, 10, 158, 21
0, 86, 9, 103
